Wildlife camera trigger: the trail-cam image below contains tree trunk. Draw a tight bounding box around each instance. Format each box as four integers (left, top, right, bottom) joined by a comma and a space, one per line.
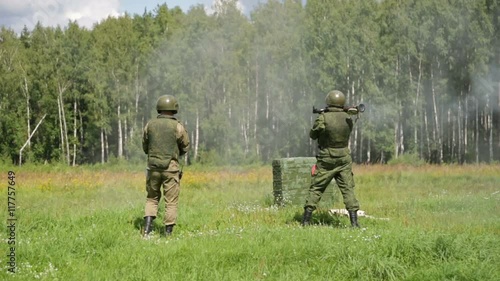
124, 111, 129, 158
23, 76, 31, 147
128, 107, 134, 147
19, 114, 47, 165
430, 66, 442, 163
366, 138, 371, 163
458, 97, 463, 163
101, 128, 105, 164
497, 81, 500, 157
400, 117, 404, 155
358, 132, 363, 163
415, 58, 422, 157
465, 89, 470, 163
449, 109, 455, 161
353, 121, 358, 162
132, 93, 139, 141
135, 63, 140, 130
475, 96, 479, 163
394, 57, 400, 158
194, 108, 200, 162
72, 100, 77, 166
118, 104, 123, 158
57, 94, 65, 163
125, 110, 128, 145
79, 106, 84, 159
254, 60, 259, 156
394, 99, 404, 158
265, 85, 270, 121
394, 119, 399, 158
105, 129, 109, 162
351, 80, 357, 160
243, 113, 249, 155
58, 83, 70, 164
489, 86, 495, 162
488, 103, 493, 163
424, 106, 431, 160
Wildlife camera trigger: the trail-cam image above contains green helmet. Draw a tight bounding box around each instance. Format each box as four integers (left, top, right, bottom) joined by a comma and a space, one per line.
156, 95, 179, 113
325, 90, 346, 107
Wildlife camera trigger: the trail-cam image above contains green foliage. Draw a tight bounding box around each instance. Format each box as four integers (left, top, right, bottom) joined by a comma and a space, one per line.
0, 0, 499, 166
387, 153, 427, 166
197, 149, 221, 166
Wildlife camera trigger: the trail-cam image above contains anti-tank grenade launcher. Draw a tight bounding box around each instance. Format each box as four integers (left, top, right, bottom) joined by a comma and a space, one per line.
312, 103, 366, 115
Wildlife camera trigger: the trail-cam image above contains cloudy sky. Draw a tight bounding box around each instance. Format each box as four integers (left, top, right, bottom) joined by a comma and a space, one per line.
0, 0, 267, 32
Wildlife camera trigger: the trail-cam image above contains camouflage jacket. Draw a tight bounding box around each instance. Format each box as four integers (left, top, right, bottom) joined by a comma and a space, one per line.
310, 107, 353, 158
142, 115, 190, 170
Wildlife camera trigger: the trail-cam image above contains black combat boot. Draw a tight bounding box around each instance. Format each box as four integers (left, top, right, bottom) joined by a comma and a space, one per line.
165, 224, 174, 236
301, 208, 313, 226
348, 210, 360, 228
143, 216, 154, 236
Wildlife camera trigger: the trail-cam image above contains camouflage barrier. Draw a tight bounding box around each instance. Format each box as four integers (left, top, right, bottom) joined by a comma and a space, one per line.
272, 157, 337, 206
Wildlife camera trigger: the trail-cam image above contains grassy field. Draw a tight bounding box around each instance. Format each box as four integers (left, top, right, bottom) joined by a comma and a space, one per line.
1, 163, 499, 280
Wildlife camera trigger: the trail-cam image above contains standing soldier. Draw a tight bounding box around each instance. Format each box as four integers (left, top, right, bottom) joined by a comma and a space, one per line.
302, 90, 361, 228
143, 95, 190, 237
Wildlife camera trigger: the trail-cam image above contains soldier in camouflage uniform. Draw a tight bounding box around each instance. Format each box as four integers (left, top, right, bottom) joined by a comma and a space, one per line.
302, 90, 360, 228
143, 95, 190, 236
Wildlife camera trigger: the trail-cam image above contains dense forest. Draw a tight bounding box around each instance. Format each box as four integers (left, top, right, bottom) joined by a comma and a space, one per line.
0, 0, 499, 166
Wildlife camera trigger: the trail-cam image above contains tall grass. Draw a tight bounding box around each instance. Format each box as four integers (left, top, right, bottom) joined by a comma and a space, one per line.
0, 164, 499, 280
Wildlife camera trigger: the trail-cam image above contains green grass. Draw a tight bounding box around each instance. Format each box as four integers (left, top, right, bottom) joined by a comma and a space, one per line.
0, 164, 499, 280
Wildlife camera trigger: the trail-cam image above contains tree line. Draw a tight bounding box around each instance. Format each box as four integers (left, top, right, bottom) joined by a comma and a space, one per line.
0, 0, 499, 166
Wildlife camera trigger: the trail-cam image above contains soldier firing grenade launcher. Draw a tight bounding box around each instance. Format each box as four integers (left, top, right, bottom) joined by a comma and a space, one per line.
312, 103, 366, 115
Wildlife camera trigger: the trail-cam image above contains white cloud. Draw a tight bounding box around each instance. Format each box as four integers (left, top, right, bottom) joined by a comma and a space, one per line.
0, 0, 121, 32
205, 0, 245, 15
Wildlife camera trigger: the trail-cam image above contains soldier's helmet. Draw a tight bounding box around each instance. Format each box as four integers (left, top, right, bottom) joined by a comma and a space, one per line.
156, 95, 179, 113
325, 90, 346, 107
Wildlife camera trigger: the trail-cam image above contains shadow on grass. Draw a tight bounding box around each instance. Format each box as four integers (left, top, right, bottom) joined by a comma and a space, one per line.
291, 209, 345, 227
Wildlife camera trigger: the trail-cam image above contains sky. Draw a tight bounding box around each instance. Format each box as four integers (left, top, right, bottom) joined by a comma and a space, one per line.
0, 0, 267, 32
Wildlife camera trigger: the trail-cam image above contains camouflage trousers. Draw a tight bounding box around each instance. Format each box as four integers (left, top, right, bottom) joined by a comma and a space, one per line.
304, 154, 359, 212
144, 168, 181, 226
